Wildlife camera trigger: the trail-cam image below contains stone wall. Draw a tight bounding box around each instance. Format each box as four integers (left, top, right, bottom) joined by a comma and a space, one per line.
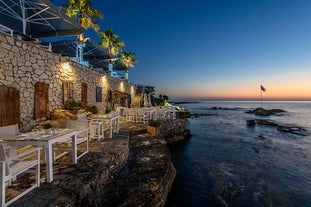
0, 32, 136, 131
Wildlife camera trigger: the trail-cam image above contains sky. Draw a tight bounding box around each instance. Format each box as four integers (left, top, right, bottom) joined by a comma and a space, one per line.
50, 0, 311, 101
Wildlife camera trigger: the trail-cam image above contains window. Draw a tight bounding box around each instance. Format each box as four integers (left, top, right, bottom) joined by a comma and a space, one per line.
96, 86, 102, 102
63, 81, 74, 104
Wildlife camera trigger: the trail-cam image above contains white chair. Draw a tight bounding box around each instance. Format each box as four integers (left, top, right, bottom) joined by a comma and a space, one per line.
68, 120, 89, 160
0, 124, 29, 158
53, 119, 89, 161
89, 119, 109, 141
135, 109, 149, 123
0, 124, 19, 139
126, 108, 136, 122
0, 144, 40, 206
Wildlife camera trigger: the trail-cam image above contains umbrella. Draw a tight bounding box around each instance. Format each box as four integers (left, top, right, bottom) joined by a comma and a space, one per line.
0, 0, 83, 38
41, 39, 112, 69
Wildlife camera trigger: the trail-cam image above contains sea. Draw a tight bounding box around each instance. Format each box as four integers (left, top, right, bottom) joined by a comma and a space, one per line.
165, 101, 311, 207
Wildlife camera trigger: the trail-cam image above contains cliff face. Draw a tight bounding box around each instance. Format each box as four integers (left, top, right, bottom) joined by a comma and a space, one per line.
100, 134, 176, 207
162, 119, 191, 143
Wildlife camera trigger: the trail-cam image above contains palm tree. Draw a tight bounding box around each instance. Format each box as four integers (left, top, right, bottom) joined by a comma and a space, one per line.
63, 0, 103, 42
99, 28, 125, 56
99, 28, 124, 75
63, 0, 103, 63
119, 50, 137, 81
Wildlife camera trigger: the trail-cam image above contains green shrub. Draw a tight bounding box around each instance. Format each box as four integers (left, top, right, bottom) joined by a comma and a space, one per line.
105, 107, 112, 114
86, 105, 98, 114
148, 119, 161, 127
64, 100, 81, 110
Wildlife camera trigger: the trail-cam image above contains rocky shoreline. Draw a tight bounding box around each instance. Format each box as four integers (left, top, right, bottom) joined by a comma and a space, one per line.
10, 119, 190, 207
245, 107, 309, 136
100, 133, 176, 207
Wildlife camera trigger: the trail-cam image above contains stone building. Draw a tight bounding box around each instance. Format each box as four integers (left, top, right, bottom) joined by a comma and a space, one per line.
0, 32, 136, 131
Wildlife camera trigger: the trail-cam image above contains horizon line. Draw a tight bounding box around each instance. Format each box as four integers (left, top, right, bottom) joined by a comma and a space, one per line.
170, 97, 311, 102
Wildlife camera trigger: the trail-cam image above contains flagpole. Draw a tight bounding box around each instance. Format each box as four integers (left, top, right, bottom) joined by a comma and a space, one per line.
261, 87, 262, 108
260, 85, 266, 108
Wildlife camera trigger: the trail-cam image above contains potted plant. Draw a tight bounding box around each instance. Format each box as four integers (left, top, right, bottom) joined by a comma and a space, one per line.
105, 107, 112, 114
64, 100, 81, 110
86, 105, 98, 114
42, 122, 53, 135
147, 119, 161, 135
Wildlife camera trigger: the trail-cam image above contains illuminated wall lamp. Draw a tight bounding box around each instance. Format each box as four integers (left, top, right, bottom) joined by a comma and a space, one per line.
63, 62, 70, 70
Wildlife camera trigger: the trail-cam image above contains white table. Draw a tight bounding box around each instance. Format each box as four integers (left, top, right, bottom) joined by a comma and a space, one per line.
2, 128, 77, 183
91, 113, 120, 138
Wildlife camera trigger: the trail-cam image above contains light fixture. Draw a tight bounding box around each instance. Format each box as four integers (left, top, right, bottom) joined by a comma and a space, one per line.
63, 62, 70, 70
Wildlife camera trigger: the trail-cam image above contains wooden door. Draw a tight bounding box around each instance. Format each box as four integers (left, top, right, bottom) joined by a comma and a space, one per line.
0, 86, 20, 126
34, 82, 49, 118
81, 83, 87, 107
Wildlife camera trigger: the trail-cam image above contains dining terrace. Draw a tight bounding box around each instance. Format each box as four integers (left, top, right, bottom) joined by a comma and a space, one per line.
2, 119, 134, 206
2, 116, 189, 207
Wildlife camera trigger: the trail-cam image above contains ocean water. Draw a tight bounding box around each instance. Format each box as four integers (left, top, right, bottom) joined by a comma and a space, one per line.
165, 101, 311, 207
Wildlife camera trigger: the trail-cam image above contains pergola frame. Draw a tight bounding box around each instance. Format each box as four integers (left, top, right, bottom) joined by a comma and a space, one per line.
0, 0, 83, 38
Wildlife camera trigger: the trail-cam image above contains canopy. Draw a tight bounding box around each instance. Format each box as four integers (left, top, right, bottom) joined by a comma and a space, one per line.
0, 0, 83, 38
42, 39, 113, 69
113, 60, 128, 71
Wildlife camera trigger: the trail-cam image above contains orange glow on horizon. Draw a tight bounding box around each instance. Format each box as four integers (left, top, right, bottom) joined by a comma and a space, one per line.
169, 84, 311, 101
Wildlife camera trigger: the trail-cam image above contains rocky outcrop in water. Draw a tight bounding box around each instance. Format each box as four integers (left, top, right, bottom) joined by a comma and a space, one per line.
190, 113, 218, 117
210, 107, 239, 110
255, 119, 278, 126
176, 111, 191, 118
246, 119, 256, 126
246, 119, 309, 136
245, 108, 285, 116
276, 125, 309, 136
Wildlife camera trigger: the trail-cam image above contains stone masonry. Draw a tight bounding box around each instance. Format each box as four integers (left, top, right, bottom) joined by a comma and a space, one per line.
0, 32, 136, 131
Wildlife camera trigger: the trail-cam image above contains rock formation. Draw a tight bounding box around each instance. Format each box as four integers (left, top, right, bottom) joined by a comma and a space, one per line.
245, 108, 285, 116
246, 119, 309, 136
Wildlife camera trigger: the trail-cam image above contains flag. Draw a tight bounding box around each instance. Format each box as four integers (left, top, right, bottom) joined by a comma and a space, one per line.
260, 85, 266, 92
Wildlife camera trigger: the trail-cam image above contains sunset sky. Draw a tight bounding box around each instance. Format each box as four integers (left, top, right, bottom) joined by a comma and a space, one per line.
50, 0, 311, 100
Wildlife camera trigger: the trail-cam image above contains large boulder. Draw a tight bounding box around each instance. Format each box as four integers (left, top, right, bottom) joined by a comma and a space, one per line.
245, 108, 285, 116
255, 119, 278, 126
246, 120, 256, 126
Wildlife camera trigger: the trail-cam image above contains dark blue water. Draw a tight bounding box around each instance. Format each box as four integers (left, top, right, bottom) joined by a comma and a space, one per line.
166, 101, 311, 207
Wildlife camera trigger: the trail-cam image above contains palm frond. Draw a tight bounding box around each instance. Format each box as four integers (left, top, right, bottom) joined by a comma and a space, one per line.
120, 50, 137, 69
63, 0, 103, 31
99, 28, 124, 56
